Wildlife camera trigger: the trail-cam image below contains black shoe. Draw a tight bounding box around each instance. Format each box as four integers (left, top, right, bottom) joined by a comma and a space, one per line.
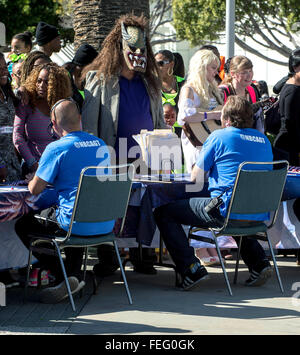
133, 264, 157, 275
180, 262, 209, 291
93, 262, 119, 277
245, 265, 272, 287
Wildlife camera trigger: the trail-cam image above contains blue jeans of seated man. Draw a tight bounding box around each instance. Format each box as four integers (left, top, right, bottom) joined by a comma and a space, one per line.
154, 197, 268, 276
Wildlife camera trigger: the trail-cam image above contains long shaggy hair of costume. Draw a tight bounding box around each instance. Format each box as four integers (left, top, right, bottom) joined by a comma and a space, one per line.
81, 13, 161, 97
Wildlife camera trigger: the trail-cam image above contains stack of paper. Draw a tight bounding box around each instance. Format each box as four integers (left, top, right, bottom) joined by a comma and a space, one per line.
132, 129, 182, 170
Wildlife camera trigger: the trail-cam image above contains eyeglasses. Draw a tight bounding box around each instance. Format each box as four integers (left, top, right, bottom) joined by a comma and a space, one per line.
156, 60, 170, 67
13, 71, 22, 78
237, 69, 253, 76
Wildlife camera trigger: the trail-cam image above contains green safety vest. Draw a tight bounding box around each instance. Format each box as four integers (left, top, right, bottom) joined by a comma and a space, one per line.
161, 76, 185, 128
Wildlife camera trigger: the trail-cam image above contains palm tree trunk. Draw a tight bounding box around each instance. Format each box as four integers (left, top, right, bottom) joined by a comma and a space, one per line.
73, 0, 150, 51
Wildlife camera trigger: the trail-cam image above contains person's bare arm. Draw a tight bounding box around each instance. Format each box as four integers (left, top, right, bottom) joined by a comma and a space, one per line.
16, 86, 29, 105
191, 164, 203, 182
180, 87, 222, 123
28, 175, 48, 195
196, 104, 223, 120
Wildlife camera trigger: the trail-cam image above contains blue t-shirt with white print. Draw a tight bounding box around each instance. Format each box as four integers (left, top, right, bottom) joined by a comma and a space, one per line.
196, 127, 273, 220
36, 131, 114, 235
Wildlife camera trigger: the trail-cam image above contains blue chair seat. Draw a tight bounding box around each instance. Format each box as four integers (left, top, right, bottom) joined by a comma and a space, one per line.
64, 233, 116, 247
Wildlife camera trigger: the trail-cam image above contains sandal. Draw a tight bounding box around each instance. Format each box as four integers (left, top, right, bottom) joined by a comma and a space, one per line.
201, 256, 223, 267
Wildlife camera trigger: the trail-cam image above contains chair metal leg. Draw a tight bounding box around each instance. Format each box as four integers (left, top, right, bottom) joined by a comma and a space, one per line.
53, 240, 76, 312
114, 240, 133, 305
80, 247, 89, 297
24, 245, 33, 303
266, 232, 284, 293
82, 247, 88, 282
211, 231, 233, 296
233, 237, 242, 284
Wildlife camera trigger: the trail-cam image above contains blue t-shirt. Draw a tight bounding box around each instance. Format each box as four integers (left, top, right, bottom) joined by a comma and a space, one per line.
36, 131, 115, 235
196, 127, 273, 220
115, 74, 153, 159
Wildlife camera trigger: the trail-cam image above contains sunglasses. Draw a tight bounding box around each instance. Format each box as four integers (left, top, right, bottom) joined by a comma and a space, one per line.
156, 60, 170, 67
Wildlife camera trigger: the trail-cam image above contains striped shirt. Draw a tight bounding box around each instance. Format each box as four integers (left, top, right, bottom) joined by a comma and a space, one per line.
13, 103, 57, 167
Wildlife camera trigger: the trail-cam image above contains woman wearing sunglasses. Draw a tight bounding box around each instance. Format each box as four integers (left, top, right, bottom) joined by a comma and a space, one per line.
155, 50, 185, 143
155, 50, 185, 112
13, 62, 72, 176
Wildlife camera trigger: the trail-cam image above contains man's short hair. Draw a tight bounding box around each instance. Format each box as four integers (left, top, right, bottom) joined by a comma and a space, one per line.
222, 96, 253, 129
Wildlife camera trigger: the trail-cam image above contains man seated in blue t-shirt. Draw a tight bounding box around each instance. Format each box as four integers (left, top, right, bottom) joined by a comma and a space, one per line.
154, 96, 273, 290
15, 98, 113, 304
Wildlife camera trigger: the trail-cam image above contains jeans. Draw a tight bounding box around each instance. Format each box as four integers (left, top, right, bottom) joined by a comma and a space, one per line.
154, 197, 268, 275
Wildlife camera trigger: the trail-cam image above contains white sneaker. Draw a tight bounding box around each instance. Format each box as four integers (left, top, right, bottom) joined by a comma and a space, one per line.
40, 276, 85, 304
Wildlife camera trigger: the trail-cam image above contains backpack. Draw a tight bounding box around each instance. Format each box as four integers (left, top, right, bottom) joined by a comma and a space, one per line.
264, 98, 281, 135
219, 84, 263, 130
220, 84, 257, 104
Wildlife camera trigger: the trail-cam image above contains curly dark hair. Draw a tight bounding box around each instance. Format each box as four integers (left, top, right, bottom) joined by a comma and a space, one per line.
222, 95, 253, 129
24, 62, 72, 109
81, 13, 161, 97
20, 51, 51, 85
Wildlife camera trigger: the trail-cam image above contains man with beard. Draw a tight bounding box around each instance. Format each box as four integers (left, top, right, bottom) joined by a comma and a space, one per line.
81, 13, 165, 276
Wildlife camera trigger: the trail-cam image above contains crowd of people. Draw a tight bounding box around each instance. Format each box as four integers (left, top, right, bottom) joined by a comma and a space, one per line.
0, 13, 300, 303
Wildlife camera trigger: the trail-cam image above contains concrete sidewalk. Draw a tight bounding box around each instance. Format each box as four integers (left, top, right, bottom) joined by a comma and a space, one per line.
1, 256, 300, 335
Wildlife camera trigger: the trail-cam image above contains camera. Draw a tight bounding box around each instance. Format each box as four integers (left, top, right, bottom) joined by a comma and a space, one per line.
204, 197, 223, 213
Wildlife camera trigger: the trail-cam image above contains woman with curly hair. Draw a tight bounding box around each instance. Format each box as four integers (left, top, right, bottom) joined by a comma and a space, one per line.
0, 52, 22, 182
13, 62, 72, 175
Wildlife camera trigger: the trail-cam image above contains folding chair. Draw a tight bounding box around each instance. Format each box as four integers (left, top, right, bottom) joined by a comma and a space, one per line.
24, 164, 134, 311
188, 160, 289, 296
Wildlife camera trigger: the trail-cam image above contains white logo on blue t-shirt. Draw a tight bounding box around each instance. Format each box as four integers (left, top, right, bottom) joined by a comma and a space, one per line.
240, 134, 266, 144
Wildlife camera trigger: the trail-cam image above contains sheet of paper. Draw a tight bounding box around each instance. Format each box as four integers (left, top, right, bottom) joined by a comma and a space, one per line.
0, 185, 29, 193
